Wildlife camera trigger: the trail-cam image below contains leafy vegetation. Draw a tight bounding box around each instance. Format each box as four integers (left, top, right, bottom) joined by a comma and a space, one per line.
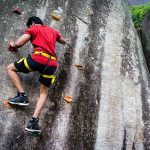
130, 3, 150, 29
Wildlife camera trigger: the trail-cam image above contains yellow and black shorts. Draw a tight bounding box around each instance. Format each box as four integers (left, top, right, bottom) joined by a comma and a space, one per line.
14, 55, 57, 87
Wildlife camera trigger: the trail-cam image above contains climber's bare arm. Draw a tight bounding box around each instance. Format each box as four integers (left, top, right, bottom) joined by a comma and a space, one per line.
57, 37, 66, 44
9, 34, 31, 48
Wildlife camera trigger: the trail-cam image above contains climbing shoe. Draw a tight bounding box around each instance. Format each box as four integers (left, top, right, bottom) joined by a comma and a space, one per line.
25, 117, 41, 132
8, 92, 29, 106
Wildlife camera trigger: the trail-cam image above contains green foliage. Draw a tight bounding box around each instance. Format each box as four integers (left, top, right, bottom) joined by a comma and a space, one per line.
130, 3, 150, 29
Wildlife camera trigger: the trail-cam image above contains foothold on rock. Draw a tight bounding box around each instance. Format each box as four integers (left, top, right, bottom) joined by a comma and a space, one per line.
75, 64, 84, 70
13, 8, 22, 15
64, 96, 73, 103
3, 100, 13, 109
51, 13, 61, 20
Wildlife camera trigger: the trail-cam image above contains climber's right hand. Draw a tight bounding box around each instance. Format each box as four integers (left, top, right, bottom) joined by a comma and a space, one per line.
8, 42, 18, 52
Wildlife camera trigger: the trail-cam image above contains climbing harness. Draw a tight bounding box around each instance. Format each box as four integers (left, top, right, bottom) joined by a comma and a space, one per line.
17, 57, 33, 71
24, 58, 33, 71
33, 49, 57, 85
34, 51, 56, 60
17, 55, 56, 85
41, 74, 56, 85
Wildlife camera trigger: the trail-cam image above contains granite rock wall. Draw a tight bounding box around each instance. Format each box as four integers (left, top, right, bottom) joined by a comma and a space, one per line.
0, 0, 150, 150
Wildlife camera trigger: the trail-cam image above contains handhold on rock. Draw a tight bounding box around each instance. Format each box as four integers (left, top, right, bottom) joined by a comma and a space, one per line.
64, 96, 73, 103
75, 64, 84, 70
13, 7, 22, 15
8, 45, 18, 52
3, 99, 13, 109
51, 13, 61, 20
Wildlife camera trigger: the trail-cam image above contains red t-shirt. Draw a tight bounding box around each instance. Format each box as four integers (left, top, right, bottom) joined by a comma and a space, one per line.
24, 25, 61, 67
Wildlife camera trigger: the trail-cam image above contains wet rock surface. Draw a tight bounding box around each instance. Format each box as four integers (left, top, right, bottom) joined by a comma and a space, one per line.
0, 0, 150, 150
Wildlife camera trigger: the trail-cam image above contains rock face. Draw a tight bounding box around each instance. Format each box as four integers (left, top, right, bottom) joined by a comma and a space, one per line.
0, 0, 150, 150
141, 12, 150, 72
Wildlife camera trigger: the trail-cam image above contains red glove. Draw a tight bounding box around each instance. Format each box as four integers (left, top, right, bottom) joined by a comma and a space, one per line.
8, 45, 17, 52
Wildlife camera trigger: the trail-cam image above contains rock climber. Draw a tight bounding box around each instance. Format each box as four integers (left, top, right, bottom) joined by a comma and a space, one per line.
7, 16, 66, 132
